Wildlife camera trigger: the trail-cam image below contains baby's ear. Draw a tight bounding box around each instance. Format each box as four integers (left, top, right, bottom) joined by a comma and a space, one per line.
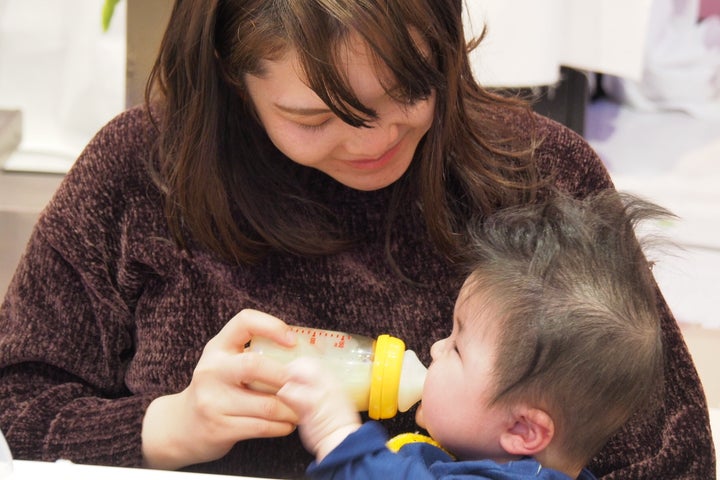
499, 406, 554, 456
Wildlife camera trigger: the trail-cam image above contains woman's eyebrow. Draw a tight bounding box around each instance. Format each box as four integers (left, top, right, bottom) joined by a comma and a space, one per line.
274, 104, 332, 116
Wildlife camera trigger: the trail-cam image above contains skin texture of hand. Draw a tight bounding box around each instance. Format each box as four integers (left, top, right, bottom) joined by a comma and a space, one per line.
141, 309, 300, 470
277, 357, 362, 462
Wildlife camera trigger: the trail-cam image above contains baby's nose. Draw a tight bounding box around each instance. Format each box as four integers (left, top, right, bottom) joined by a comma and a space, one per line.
429, 338, 444, 360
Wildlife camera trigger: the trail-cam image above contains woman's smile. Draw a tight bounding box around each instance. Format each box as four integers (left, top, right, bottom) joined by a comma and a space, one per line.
343, 137, 405, 171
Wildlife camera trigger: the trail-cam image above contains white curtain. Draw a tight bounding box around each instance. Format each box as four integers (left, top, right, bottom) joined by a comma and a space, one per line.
601, 0, 720, 119
0, 0, 125, 170
465, 0, 654, 87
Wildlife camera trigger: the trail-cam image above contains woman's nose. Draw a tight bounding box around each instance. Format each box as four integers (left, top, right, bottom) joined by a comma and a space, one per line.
344, 118, 399, 158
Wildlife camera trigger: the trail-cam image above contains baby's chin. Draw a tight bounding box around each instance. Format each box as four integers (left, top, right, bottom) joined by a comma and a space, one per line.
415, 403, 426, 429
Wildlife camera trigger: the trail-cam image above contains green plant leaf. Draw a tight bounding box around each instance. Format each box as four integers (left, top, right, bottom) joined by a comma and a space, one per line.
102, 0, 121, 32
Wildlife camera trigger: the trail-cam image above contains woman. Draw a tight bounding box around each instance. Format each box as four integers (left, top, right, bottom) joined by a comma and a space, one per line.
0, 0, 713, 478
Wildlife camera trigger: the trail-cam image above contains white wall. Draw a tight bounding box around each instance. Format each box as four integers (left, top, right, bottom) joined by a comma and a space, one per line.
0, 0, 125, 171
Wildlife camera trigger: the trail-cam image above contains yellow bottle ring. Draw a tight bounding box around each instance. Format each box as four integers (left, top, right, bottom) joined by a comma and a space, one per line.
368, 334, 405, 419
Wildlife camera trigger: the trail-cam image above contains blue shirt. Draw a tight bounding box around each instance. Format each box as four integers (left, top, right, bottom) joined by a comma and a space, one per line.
307, 422, 598, 480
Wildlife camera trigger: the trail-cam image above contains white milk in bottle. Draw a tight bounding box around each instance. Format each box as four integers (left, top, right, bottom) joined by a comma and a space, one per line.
247, 326, 427, 419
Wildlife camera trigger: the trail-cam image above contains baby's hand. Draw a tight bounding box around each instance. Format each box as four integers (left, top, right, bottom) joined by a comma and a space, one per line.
278, 357, 361, 461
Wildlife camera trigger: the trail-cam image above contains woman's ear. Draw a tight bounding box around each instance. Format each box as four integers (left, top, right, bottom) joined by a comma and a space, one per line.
499, 406, 554, 456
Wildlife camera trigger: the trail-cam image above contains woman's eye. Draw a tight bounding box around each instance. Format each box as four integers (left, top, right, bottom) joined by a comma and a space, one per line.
402, 95, 428, 106
296, 119, 331, 131
394, 89, 431, 107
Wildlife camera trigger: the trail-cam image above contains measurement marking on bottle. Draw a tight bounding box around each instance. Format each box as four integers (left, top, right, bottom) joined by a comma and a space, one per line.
289, 327, 354, 349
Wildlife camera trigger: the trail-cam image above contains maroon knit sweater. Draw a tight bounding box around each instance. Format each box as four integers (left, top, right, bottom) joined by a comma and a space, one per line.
0, 106, 714, 478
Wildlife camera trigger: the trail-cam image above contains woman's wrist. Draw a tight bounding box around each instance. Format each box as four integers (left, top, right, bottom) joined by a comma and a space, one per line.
141, 393, 190, 470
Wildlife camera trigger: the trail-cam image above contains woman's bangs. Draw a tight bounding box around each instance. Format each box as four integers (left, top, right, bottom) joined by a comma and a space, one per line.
362, 22, 445, 103
288, 2, 445, 127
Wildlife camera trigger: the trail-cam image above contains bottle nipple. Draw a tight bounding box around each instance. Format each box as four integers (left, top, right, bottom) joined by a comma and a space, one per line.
397, 349, 427, 413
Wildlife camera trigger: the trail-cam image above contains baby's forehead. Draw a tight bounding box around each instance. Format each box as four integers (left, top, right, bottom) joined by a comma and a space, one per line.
456, 273, 498, 309
454, 280, 503, 337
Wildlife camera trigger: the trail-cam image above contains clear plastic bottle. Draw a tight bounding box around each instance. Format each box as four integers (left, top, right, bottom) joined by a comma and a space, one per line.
247, 326, 427, 419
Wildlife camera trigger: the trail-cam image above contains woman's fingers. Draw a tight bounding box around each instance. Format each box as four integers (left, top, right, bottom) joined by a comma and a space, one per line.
142, 309, 301, 469
221, 393, 298, 437
193, 369, 299, 425
142, 388, 297, 470
235, 350, 291, 390
211, 309, 296, 353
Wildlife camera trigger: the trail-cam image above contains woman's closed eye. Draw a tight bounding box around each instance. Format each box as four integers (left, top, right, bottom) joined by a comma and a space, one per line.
295, 118, 333, 131
401, 94, 430, 107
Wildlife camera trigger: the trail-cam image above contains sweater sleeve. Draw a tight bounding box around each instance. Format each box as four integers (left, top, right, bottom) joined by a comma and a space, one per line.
529, 114, 716, 479
0, 107, 158, 466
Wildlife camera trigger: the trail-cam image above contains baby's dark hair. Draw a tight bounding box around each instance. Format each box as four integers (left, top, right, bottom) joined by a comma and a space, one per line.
460, 190, 668, 468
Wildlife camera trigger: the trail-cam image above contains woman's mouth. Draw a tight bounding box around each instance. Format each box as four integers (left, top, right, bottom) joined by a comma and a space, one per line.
345, 139, 403, 171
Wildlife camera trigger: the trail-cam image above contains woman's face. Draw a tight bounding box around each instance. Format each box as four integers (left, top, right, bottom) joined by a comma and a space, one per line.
244, 36, 436, 191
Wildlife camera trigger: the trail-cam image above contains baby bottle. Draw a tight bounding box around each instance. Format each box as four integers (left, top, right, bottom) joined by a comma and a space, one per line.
248, 326, 427, 419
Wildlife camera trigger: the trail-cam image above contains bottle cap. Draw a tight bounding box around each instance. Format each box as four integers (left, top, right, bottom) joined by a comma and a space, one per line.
368, 334, 405, 419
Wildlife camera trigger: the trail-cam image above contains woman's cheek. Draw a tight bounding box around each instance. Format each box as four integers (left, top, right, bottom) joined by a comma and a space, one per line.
271, 129, 336, 167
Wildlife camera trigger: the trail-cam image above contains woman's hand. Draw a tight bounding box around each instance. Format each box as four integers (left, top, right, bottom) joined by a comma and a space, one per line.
278, 357, 361, 462
141, 309, 299, 470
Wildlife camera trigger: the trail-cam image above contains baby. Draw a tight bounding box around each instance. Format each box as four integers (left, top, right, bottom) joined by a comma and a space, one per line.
278, 191, 668, 479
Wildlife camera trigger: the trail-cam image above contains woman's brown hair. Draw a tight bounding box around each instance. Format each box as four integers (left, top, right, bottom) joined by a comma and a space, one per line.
146, 0, 539, 265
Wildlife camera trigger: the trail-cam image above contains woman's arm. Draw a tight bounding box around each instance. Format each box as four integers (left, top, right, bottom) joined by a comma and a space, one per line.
0, 228, 153, 465
0, 233, 299, 468
0, 109, 300, 470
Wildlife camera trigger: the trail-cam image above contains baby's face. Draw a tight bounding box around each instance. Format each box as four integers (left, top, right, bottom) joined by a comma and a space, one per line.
416, 279, 514, 461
